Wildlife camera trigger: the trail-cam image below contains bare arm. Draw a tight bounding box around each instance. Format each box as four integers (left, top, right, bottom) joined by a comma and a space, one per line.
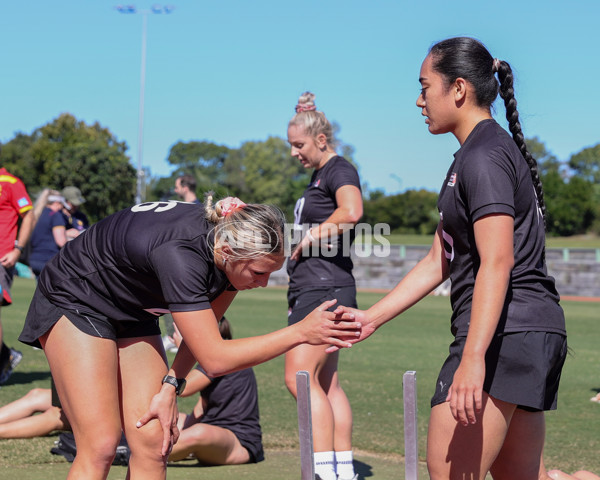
181, 368, 212, 398
1, 209, 35, 268
291, 184, 362, 261
167, 290, 239, 380
169, 323, 212, 398
52, 226, 67, 249
447, 213, 514, 425
329, 222, 449, 352
174, 298, 358, 378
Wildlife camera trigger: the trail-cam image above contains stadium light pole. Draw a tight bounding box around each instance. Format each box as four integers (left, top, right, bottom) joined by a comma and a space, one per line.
115, 4, 175, 204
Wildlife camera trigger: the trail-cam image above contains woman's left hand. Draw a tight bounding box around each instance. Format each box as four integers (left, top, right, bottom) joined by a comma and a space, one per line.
136, 386, 180, 456
446, 355, 485, 426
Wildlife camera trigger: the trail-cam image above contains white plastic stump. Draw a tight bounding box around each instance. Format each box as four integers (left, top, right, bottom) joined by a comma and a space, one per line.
403, 370, 418, 480
296, 370, 315, 480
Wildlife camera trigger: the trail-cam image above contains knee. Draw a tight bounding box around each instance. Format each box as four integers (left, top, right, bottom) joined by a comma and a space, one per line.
26, 388, 51, 407
28, 387, 48, 398
284, 367, 300, 397
185, 424, 211, 445
78, 431, 123, 466
127, 421, 167, 464
426, 459, 442, 480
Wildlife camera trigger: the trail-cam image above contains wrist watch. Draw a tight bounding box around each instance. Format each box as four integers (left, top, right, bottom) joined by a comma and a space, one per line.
162, 375, 186, 396
14, 241, 24, 253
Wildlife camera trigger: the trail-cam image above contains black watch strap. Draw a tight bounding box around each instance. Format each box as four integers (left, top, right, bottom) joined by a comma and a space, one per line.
162, 375, 186, 395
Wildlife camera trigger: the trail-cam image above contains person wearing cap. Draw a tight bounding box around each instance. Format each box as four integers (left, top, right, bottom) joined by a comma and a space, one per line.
29, 190, 74, 278
61, 186, 89, 239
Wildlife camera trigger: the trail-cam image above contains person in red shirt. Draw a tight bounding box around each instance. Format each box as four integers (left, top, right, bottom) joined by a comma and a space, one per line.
0, 165, 34, 384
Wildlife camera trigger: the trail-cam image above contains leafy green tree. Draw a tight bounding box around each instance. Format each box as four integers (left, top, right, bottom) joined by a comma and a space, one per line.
0, 113, 135, 223
544, 170, 595, 236
529, 138, 599, 236
166, 141, 231, 197
238, 136, 309, 220
527, 136, 562, 176
363, 189, 438, 234
0, 133, 37, 182
568, 143, 600, 183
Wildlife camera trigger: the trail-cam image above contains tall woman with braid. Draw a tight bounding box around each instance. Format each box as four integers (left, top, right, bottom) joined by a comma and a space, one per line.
334, 37, 567, 480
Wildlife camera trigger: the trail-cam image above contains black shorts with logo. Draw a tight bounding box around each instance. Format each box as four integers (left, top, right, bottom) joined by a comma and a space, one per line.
431, 331, 567, 412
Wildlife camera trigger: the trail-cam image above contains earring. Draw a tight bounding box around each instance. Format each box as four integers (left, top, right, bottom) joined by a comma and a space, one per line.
222, 257, 227, 267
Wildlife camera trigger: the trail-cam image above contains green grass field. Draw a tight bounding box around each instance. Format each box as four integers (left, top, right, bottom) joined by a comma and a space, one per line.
1, 277, 599, 478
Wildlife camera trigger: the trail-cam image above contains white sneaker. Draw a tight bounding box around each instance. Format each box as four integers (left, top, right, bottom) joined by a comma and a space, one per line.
162, 335, 178, 353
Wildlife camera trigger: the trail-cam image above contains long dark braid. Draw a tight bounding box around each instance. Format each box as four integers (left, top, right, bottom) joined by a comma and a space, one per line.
496, 62, 547, 228
430, 37, 547, 229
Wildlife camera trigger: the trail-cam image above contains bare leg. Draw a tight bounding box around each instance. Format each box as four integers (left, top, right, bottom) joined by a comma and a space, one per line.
319, 356, 353, 453
0, 406, 68, 438
285, 343, 335, 451
286, 343, 338, 479
118, 335, 169, 480
427, 394, 515, 480
0, 388, 52, 424
169, 422, 250, 465
41, 316, 125, 480
490, 409, 546, 480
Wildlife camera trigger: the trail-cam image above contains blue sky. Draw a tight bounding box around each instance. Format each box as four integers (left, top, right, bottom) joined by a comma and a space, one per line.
1, 0, 598, 195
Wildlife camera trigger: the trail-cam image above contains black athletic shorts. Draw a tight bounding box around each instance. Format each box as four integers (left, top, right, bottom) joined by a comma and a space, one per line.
19, 288, 161, 349
431, 331, 567, 412
287, 285, 357, 326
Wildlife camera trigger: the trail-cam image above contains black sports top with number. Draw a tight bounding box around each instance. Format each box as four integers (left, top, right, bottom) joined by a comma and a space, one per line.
287, 156, 361, 290
196, 365, 263, 462
36, 201, 232, 322
437, 119, 565, 337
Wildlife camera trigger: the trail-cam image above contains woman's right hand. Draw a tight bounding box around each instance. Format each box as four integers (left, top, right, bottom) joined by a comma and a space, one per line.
323, 305, 378, 352
136, 385, 180, 457
296, 299, 362, 349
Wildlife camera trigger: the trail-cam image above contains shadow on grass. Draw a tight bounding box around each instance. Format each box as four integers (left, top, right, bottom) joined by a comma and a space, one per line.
2, 370, 52, 385
355, 459, 375, 478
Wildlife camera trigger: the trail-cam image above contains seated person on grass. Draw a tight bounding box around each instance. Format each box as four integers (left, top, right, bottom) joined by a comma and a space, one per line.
168, 316, 264, 466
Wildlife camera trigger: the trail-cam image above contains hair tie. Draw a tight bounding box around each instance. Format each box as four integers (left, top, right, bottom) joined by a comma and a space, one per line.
295, 103, 317, 113
492, 58, 501, 73
218, 197, 247, 217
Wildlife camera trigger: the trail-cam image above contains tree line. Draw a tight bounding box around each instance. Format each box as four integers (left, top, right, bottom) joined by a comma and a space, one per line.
1, 113, 598, 238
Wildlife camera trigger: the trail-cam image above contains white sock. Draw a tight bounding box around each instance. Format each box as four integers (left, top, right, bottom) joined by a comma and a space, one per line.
314, 450, 337, 480
335, 450, 355, 479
